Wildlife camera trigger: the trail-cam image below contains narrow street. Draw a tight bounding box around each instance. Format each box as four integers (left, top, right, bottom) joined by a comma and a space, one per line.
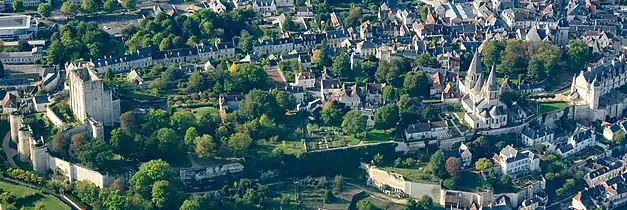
2, 132, 17, 167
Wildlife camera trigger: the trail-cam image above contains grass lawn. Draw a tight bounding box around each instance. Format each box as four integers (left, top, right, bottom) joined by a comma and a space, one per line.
0, 181, 70, 210
538, 101, 569, 114
266, 181, 338, 209
347, 136, 361, 145
453, 171, 489, 192
188, 106, 218, 118
256, 140, 305, 155
357, 196, 390, 210
381, 165, 439, 183
363, 130, 392, 143
123, 90, 162, 100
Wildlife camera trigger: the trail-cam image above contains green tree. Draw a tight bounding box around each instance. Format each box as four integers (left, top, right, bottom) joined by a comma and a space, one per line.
100, 188, 126, 210
228, 133, 253, 157
323, 189, 333, 204
237, 89, 282, 121
184, 127, 199, 150
398, 94, 420, 123
332, 175, 343, 193
195, 134, 216, 158
197, 113, 220, 135
282, 15, 296, 32
37, 3, 53, 18
149, 128, 184, 160
332, 53, 351, 79
81, 0, 97, 14
170, 111, 197, 133
342, 110, 367, 136
187, 71, 205, 92
414, 53, 441, 68
527, 57, 545, 81
372, 153, 384, 166
152, 180, 178, 209
120, 111, 140, 134
179, 196, 202, 210
159, 38, 172, 51
120, 0, 136, 9
567, 40, 589, 70
129, 159, 176, 199
60, 2, 79, 17
270, 89, 297, 112
77, 138, 114, 170
356, 199, 375, 210
146, 108, 170, 133
430, 150, 447, 178
420, 106, 437, 122
237, 30, 254, 54
418, 5, 429, 21
374, 104, 399, 131
403, 71, 429, 98
475, 158, 492, 172
321, 101, 343, 126
382, 86, 398, 102
344, 7, 362, 28
75, 181, 100, 206
12, 0, 23, 12
481, 41, 505, 66
103, 0, 118, 11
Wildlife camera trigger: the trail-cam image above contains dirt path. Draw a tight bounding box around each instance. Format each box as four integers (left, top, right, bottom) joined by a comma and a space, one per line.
2, 132, 17, 167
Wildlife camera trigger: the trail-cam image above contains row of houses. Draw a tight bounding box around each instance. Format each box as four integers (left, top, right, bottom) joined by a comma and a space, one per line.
88, 41, 236, 73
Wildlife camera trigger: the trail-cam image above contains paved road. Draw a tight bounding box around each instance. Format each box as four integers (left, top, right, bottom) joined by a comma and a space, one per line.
2, 132, 17, 167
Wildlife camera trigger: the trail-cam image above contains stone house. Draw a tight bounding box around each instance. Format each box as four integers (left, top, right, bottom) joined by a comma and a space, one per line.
404, 121, 449, 141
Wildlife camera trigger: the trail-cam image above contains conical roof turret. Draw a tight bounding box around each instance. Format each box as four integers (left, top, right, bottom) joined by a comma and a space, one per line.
484, 64, 498, 91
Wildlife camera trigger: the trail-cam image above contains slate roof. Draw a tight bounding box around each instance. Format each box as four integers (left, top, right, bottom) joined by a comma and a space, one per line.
522, 126, 554, 139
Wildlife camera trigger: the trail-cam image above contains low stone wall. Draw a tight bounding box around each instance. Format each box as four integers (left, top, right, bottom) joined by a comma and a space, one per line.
362, 163, 441, 200
45, 107, 65, 127
48, 155, 113, 188
178, 163, 244, 181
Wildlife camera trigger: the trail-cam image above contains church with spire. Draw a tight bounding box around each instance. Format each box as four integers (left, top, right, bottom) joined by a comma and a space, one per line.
458, 52, 508, 129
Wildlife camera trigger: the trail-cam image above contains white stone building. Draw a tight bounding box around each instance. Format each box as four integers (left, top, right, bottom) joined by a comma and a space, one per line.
492, 146, 540, 176
521, 126, 555, 147
0, 47, 43, 64
569, 56, 627, 110
557, 127, 596, 157
293, 71, 315, 88
0, 15, 39, 40
67, 63, 121, 126
404, 121, 449, 141
458, 52, 508, 130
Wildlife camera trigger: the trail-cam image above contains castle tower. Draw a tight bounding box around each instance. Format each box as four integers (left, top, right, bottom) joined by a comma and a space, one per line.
30, 137, 48, 176
9, 111, 22, 143
17, 125, 31, 161
557, 17, 570, 46
87, 117, 104, 140
482, 65, 499, 101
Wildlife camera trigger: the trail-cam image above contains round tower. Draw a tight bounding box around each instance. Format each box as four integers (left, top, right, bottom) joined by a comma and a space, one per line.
17, 125, 31, 161
9, 111, 22, 143
30, 137, 48, 176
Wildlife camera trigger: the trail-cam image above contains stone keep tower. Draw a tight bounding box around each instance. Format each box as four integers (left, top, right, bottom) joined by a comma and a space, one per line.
17, 124, 32, 161
30, 137, 48, 176
9, 111, 22, 142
